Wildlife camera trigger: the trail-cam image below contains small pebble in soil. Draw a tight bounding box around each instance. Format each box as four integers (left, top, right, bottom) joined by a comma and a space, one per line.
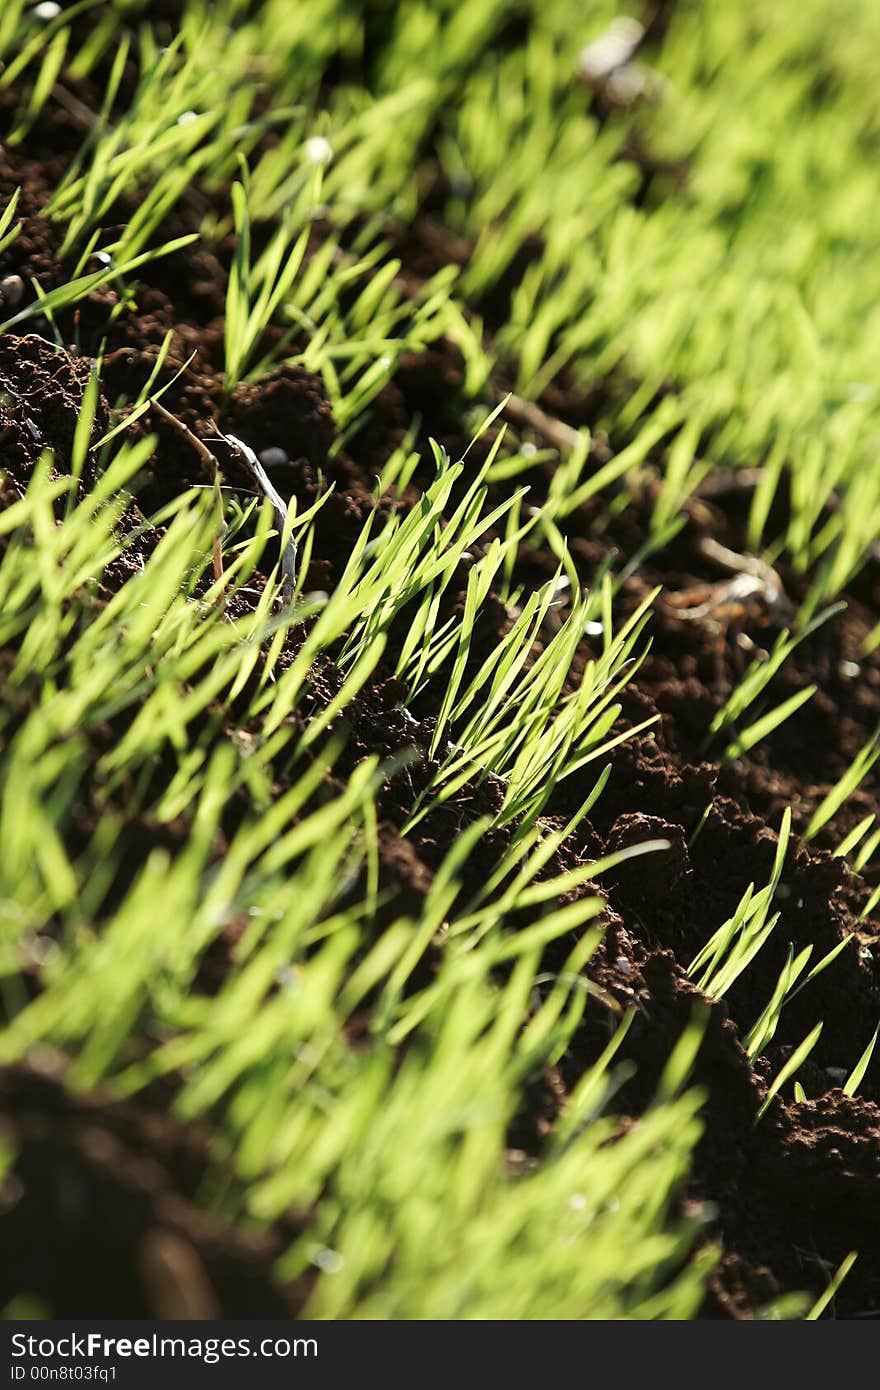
839, 660, 861, 679
32, 1, 62, 19
605, 64, 653, 105
258, 446, 289, 468
577, 17, 643, 83
305, 136, 333, 166
0, 275, 25, 308
311, 1247, 344, 1274
22, 934, 57, 968
846, 382, 874, 402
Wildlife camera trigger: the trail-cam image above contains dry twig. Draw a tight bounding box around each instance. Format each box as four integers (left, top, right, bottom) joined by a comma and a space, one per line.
152, 400, 226, 588
222, 432, 297, 601
500, 392, 586, 453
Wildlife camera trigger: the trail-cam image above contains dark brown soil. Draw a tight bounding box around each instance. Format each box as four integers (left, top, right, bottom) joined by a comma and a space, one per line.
0, 1059, 310, 1318
3, 13, 880, 1321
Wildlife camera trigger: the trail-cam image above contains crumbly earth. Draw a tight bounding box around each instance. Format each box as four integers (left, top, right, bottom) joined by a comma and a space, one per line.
2, 10, 880, 1320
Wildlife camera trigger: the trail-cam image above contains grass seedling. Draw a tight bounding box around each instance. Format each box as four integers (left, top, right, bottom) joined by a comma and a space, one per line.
705, 601, 844, 757
689, 810, 791, 999
746, 935, 852, 1061
843, 1023, 880, 1097
223, 161, 316, 395
806, 1253, 859, 1321
805, 728, 880, 842
757, 1021, 824, 1121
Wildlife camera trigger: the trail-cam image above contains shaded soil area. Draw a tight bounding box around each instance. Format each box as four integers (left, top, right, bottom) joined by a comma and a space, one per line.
0, 1061, 310, 1318
3, 13, 880, 1321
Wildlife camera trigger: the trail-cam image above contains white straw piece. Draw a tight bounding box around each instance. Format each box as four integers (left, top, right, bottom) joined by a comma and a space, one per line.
224, 432, 297, 599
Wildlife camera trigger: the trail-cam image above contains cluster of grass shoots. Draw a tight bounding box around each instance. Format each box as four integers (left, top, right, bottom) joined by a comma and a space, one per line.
0, 445, 714, 1318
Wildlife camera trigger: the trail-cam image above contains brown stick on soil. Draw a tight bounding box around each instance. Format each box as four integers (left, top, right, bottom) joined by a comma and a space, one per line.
693, 467, 764, 500
151, 400, 226, 587
500, 392, 587, 453
663, 536, 793, 632
697, 535, 787, 608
